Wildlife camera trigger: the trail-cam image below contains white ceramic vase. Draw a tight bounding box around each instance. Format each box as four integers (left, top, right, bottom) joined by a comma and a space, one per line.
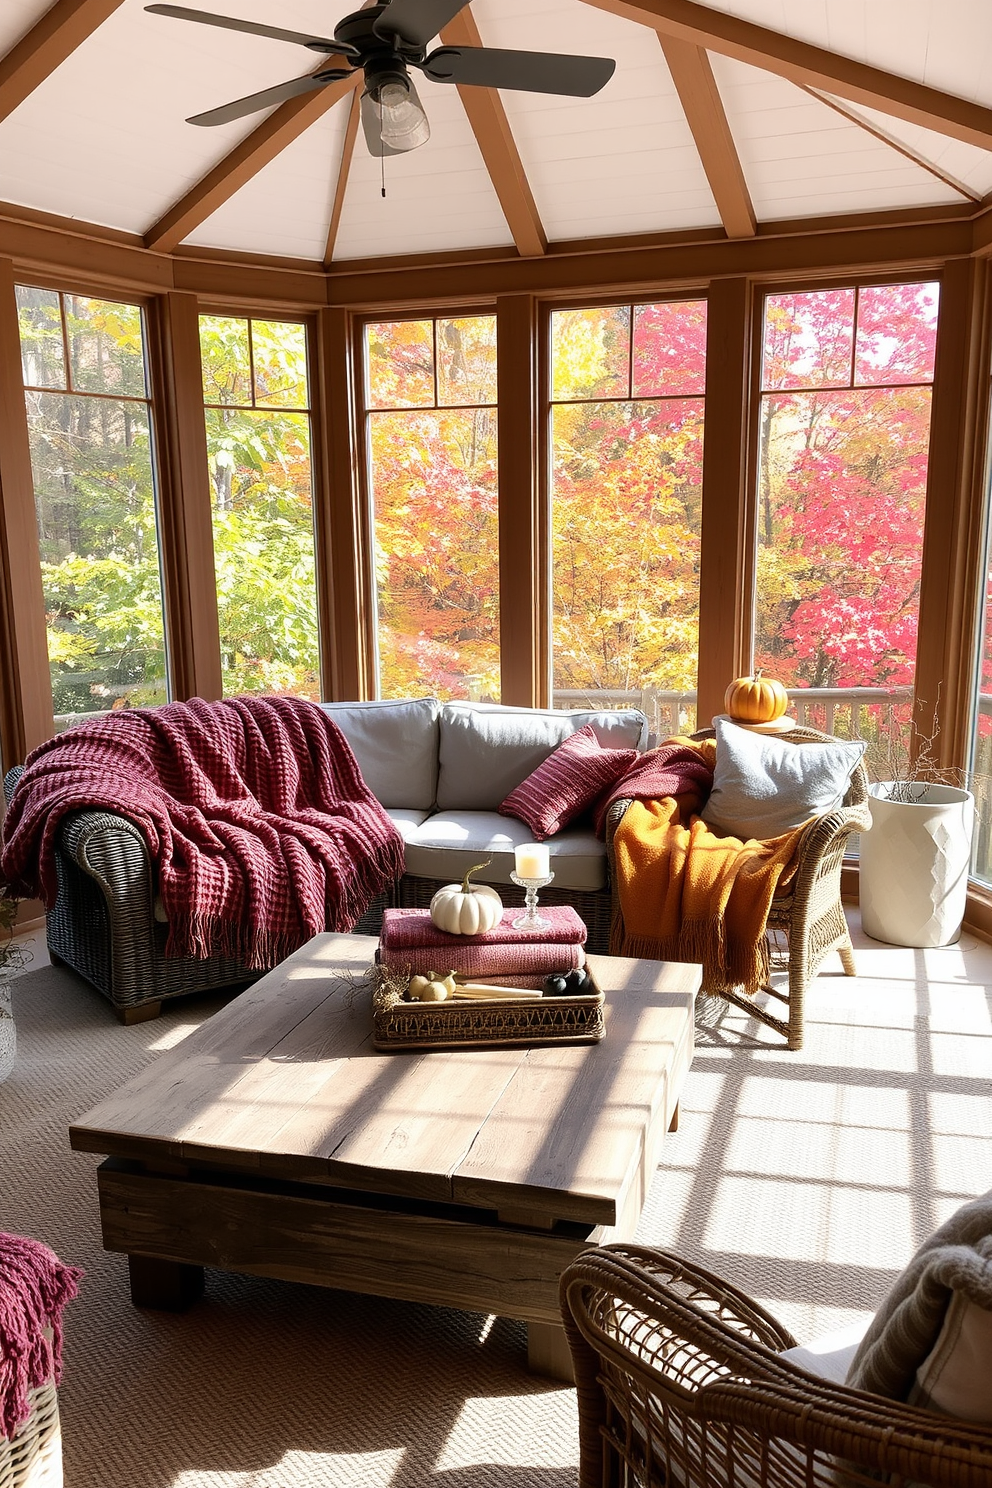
0, 978, 15, 1083
860, 783, 975, 948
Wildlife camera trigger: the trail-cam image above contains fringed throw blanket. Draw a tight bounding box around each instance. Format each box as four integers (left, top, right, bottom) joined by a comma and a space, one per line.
610, 737, 805, 995
0, 1233, 81, 1439
1, 696, 405, 969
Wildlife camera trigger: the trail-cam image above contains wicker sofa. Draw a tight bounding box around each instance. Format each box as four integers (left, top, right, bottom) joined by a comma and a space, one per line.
4, 698, 648, 1022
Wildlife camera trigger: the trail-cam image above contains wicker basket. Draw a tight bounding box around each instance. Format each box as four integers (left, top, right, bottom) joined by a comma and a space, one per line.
0, 1382, 62, 1488
372, 970, 605, 1051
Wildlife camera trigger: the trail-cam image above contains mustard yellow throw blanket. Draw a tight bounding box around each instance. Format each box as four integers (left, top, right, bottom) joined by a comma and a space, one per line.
610, 737, 805, 994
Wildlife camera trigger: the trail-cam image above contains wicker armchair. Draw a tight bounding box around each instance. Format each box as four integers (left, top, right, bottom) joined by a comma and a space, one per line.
560, 1244, 992, 1488
2, 766, 394, 1023
605, 726, 871, 1050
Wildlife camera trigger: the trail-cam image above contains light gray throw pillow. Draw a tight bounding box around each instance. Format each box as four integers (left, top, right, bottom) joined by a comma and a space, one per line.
701, 716, 865, 841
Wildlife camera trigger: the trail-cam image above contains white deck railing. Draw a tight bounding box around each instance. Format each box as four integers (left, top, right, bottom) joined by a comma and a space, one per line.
553, 685, 915, 751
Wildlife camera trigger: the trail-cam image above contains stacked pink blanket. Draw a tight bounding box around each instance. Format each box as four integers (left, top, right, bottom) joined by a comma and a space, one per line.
379, 906, 586, 977
1, 696, 405, 969
0, 1234, 81, 1439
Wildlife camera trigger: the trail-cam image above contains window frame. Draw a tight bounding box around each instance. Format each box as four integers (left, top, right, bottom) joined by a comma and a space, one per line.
355, 305, 499, 701
15, 279, 175, 719
196, 306, 323, 701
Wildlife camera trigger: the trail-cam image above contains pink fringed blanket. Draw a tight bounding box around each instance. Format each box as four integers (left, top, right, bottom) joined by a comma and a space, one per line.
0, 1234, 81, 1439
0, 696, 405, 969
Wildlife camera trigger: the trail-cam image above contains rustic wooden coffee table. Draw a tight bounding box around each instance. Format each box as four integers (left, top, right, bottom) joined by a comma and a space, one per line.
70, 933, 698, 1377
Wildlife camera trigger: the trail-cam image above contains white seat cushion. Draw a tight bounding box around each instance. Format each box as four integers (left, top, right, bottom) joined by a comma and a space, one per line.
403, 811, 608, 892
385, 808, 432, 842
780, 1322, 868, 1385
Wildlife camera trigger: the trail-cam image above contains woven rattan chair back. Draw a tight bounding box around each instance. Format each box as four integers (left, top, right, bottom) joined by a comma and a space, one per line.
560, 1245, 992, 1488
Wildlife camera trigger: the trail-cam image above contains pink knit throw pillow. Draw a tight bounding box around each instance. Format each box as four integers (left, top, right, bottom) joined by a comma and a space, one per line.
498, 725, 638, 841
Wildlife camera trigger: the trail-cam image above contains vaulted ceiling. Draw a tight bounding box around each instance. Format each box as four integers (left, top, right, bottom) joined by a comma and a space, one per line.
0, 0, 990, 267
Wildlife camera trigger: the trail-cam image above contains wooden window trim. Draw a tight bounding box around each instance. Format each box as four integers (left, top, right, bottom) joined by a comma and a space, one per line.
697, 277, 754, 724
0, 257, 53, 762
915, 258, 992, 770
147, 291, 222, 702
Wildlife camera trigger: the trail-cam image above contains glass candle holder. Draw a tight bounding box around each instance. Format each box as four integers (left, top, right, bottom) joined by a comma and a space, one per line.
510, 870, 555, 931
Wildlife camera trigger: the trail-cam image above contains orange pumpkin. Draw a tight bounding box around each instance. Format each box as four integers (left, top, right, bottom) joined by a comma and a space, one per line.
725, 669, 789, 724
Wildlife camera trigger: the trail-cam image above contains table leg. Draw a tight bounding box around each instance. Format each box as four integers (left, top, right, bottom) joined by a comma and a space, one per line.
527, 1321, 574, 1383
128, 1254, 204, 1311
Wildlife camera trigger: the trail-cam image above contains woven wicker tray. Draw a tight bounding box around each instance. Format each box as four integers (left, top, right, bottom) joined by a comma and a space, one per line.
371, 969, 606, 1051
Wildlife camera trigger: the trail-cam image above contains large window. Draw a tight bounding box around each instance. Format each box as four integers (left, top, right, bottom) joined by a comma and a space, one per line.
549, 301, 706, 736
17, 286, 168, 725
364, 316, 499, 701
753, 283, 939, 773
199, 315, 318, 698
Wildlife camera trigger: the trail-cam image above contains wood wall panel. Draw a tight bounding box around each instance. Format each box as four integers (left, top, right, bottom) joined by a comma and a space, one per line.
497, 295, 545, 706
325, 217, 975, 310
151, 291, 222, 702
315, 307, 373, 700
696, 277, 753, 725
0, 257, 53, 764
914, 257, 992, 770
0, 196, 978, 311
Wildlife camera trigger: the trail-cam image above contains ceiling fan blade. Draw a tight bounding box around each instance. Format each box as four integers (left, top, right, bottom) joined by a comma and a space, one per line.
373, 0, 470, 48
187, 72, 347, 127
360, 91, 406, 158
144, 6, 355, 55
422, 45, 616, 97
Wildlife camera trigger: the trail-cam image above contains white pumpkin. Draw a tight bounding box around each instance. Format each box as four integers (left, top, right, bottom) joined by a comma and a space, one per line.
430, 861, 503, 936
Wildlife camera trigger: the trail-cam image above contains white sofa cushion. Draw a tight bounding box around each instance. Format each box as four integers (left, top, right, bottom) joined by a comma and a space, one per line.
436, 703, 648, 812
403, 810, 608, 892
780, 1322, 868, 1385
385, 808, 432, 842
320, 698, 440, 810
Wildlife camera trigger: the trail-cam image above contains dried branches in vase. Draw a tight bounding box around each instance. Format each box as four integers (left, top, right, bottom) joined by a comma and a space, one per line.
874, 691, 961, 803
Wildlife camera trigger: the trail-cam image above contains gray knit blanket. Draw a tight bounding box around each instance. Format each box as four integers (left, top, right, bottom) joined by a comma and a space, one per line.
847, 1189, 992, 1399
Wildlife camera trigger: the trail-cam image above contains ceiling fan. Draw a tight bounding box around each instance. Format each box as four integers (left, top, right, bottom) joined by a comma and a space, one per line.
145, 2, 617, 156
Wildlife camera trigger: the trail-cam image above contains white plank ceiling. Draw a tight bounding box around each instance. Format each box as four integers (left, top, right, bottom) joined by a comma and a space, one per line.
0, 0, 987, 261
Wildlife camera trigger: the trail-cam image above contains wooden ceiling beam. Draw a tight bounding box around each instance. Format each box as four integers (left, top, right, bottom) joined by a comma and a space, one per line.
579, 0, 992, 151
145, 71, 361, 255
801, 87, 983, 204
0, 0, 125, 123
440, 7, 547, 259
658, 35, 754, 238
323, 88, 361, 268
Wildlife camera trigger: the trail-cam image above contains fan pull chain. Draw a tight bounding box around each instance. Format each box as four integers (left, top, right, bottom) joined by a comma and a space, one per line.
380, 151, 386, 199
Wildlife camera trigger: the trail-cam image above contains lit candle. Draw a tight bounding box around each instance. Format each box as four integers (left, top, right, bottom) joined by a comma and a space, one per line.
515, 843, 550, 879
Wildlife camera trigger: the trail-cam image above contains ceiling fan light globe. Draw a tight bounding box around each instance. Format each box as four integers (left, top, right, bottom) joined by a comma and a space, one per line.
377, 79, 431, 151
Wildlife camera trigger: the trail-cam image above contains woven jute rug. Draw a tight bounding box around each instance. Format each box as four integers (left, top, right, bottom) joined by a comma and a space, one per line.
1, 916, 990, 1488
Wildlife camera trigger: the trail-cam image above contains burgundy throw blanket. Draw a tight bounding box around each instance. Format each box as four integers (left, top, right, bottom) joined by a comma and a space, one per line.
0, 1234, 81, 1439
1, 696, 405, 969
594, 738, 715, 836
